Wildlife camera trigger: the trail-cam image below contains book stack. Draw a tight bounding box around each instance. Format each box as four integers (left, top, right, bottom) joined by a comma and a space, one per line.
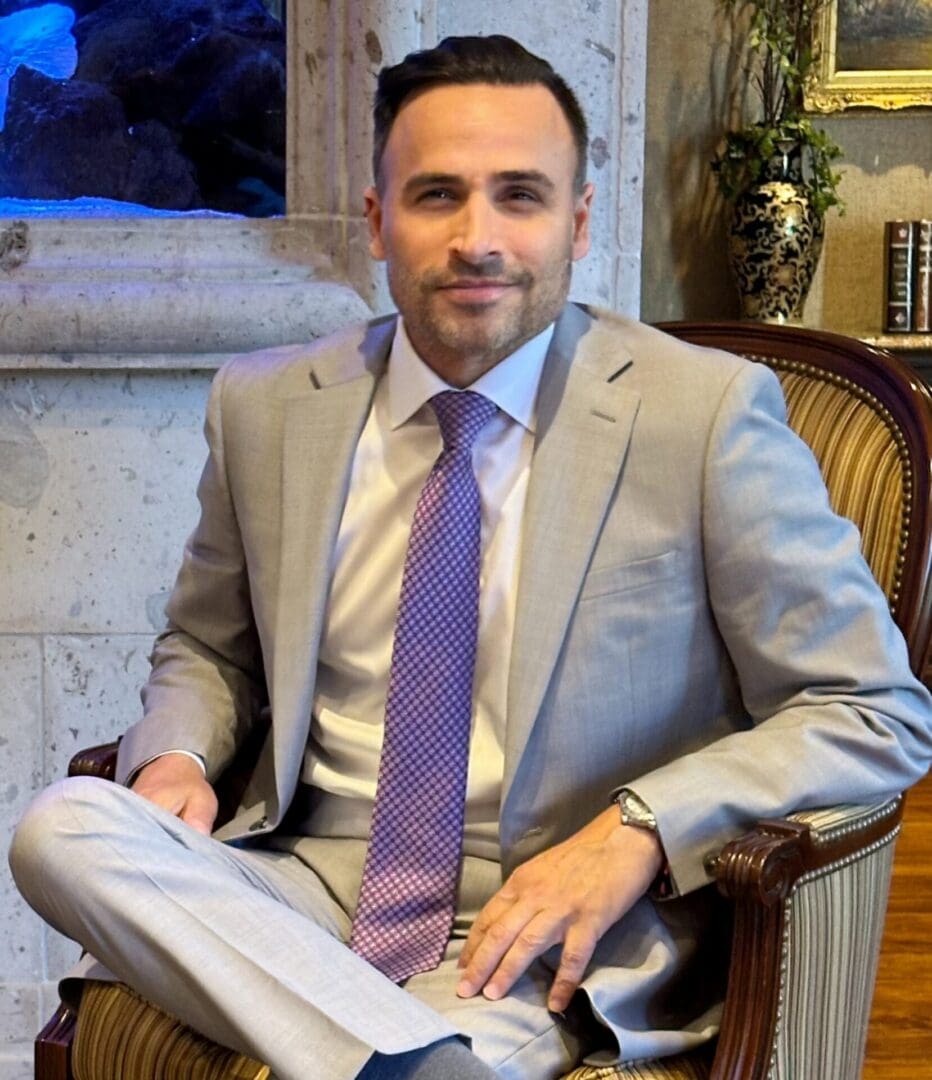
885, 220, 932, 333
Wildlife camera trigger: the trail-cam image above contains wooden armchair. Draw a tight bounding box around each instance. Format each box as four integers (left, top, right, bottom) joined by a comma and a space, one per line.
36, 323, 932, 1080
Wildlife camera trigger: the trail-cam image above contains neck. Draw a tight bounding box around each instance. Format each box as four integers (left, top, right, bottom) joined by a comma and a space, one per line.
422, 353, 503, 389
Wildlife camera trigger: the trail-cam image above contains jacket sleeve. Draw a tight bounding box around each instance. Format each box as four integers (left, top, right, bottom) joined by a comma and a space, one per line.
116, 361, 267, 786
629, 361, 932, 895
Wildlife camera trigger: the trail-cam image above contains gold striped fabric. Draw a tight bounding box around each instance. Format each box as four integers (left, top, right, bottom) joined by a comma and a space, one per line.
562, 1050, 711, 1080
765, 363, 907, 607
72, 981, 270, 1080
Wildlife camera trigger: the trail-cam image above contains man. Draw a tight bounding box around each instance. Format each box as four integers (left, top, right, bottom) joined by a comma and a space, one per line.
11, 34, 932, 1080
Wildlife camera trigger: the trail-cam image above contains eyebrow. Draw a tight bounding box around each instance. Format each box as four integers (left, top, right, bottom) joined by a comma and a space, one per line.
401, 169, 557, 196
402, 172, 460, 196
496, 170, 556, 191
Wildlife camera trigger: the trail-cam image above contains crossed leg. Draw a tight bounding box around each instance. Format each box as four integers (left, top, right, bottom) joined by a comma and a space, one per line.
10, 777, 584, 1080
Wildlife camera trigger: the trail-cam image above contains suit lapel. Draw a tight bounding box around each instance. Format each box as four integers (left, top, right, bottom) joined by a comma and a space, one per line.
503, 306, 641, 806
268, 319, 395, 823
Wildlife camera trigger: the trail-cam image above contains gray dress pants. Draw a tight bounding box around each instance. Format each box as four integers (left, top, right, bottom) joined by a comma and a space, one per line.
10, 777, 587, 1080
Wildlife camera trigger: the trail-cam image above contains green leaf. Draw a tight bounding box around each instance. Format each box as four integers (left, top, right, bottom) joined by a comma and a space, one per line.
711, 0, 843, 215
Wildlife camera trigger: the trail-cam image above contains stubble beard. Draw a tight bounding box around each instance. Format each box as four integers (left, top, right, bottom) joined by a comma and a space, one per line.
389, 257, 573, 373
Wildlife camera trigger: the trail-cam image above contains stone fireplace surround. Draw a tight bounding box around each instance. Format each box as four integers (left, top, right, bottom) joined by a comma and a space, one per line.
0, 2, 646, 1073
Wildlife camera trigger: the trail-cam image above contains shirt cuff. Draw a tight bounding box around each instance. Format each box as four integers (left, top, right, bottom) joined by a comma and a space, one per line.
127, 749, 207, 786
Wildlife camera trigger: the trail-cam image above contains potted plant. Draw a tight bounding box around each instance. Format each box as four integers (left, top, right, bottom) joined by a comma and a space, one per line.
712, 0, 844, 323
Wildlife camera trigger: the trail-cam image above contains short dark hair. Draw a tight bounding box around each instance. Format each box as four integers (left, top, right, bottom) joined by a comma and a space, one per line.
372, 35, 589, 194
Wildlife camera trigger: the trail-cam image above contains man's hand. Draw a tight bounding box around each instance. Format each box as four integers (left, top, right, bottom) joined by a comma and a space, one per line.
130, 752, 218, 836
456, 806, 664, 1012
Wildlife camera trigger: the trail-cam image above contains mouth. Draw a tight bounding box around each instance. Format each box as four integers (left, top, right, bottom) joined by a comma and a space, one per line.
437, 280, 519, 305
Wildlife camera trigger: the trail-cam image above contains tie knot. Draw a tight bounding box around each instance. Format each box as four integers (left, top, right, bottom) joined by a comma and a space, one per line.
430, 391, 497, 452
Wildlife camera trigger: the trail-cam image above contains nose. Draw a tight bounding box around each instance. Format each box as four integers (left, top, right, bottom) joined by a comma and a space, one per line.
449, 195, 501, 265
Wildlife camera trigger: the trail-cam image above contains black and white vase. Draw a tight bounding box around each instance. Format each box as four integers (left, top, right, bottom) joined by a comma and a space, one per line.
727, 142, 824, 324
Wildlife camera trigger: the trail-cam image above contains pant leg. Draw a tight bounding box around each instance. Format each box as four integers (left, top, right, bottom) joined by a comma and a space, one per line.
11, 777, 589, 1080
10, 777, 458, 1080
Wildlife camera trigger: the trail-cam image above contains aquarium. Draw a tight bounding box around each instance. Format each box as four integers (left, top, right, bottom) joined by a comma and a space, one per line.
0, 0, 285, 217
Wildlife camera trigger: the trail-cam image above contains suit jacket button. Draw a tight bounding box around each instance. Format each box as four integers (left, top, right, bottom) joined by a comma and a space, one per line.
248, 816, 268, 832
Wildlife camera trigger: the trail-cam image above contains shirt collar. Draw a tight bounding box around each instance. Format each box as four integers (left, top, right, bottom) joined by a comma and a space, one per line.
387, 316, 554, 435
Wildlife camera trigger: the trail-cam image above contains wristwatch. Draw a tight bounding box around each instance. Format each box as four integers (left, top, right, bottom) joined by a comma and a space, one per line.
612, 787, 658, 832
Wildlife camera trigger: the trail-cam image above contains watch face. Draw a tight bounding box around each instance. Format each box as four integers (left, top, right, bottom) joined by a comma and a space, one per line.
618, 791, 656, 831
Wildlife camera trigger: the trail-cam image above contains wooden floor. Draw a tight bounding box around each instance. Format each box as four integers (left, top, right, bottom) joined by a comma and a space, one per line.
863, 772, 932, 1078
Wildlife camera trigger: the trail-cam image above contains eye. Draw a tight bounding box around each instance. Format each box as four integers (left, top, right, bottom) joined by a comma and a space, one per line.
417, 188, 456, 203
503, 187, 543, 207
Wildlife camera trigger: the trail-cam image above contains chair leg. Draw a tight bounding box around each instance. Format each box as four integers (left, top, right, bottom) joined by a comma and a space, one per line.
36, 1004, 76, 1080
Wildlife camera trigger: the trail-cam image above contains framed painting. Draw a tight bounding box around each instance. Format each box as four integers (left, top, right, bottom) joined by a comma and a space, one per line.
806, 0, 932, 110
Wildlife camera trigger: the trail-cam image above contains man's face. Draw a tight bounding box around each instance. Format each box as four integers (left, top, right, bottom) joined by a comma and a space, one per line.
365, 82, 593, 384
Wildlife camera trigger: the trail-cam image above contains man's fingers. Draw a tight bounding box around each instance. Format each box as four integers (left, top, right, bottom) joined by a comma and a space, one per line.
481, 911, 566, 1001
457, 895, 536, 996
182, 815, 214, 836
457, 905, 560, 1000
180, 803, 216, 836
458, 887, 519, 971
546, 925, 600, 1012
459, 905, 602, 1008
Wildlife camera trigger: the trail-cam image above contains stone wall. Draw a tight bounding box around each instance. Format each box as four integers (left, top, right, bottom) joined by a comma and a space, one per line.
0, 3, 648, 1075
1, 370, 211, 1076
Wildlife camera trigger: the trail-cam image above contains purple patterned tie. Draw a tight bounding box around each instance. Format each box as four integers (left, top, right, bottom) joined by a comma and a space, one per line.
349, 390, 498, 983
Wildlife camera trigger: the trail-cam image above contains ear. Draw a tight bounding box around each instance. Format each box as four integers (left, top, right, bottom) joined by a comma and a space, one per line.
571, 182, 595, 262
364, 186, 386, 261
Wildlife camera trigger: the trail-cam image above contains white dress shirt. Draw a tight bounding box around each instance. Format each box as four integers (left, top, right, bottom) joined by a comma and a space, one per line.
303, 318, 554, 861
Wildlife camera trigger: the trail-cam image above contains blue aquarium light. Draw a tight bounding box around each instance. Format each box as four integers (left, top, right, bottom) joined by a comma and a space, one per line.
0, 3, 77, 131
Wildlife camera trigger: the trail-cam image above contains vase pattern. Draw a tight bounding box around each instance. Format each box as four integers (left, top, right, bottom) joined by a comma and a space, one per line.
728, 147, 824, 324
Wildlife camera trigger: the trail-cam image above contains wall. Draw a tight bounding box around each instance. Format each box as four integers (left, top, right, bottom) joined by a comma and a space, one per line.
641, 0, 932, 335
641, 0, 741, 322
812, 113, 932, 336
1, 370, 211, 1076
0, 4, 648, 1076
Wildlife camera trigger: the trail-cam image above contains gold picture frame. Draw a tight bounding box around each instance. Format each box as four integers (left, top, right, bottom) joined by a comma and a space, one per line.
806, 0, 932, 111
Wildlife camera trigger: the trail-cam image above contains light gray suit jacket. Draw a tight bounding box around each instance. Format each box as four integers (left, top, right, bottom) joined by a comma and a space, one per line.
116, 303, 932, 1055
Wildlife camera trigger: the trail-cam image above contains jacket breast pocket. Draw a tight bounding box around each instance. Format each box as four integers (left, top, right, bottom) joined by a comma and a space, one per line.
579, 549, 681, 602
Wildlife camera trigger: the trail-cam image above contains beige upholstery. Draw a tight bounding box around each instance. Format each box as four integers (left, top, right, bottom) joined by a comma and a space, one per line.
771, 802, 900, 1077
563, 1052, 713, 1080
73, 983, 270, 1080
765, 361, 907, 604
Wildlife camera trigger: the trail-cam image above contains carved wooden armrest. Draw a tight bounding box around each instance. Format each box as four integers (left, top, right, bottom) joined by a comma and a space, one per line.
36, 1002, 78, 1080
708, 798, 904, 1080
68, 741, 119, 781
